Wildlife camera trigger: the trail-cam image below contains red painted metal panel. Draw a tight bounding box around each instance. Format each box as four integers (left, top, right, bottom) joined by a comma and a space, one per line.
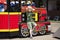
0, 15, 8, 29
10, 15, 19, 29
39, 8, 47, 21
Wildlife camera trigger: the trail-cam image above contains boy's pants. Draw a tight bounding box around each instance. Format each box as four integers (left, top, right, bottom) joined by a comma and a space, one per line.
27, 22, 37, 38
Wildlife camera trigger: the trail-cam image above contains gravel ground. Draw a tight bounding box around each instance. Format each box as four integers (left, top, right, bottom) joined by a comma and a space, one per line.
0, 22, 60, 40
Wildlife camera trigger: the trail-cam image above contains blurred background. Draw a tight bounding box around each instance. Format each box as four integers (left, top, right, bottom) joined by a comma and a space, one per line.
48, 0, 60, 21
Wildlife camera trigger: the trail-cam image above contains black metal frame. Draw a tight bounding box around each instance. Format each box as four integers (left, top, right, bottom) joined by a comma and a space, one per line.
6, 0, 10, 12
46, 0, 48, 11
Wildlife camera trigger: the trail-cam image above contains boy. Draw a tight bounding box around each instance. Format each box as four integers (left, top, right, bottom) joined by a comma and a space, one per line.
26, 6, 37, 38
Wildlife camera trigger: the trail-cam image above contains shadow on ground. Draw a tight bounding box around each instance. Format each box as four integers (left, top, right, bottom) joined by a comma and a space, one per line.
0, 32, 54, 39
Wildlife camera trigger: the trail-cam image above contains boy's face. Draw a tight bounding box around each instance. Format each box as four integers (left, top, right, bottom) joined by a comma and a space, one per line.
28, 8, 32, 12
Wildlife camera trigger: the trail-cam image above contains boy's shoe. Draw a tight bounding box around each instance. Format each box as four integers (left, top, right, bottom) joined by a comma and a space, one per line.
30, 36, 33, 39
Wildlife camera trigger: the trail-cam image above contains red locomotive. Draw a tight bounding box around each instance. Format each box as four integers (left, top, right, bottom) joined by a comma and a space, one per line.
0, 0, 51, 37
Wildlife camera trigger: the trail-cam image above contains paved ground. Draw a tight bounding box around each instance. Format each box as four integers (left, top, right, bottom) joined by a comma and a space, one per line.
0, 22, 60, 40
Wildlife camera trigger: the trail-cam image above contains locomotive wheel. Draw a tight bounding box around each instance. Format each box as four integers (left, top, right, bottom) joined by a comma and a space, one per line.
32, 27, 38, 36
20, 27, 29, 37
39, 25, 46, 35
